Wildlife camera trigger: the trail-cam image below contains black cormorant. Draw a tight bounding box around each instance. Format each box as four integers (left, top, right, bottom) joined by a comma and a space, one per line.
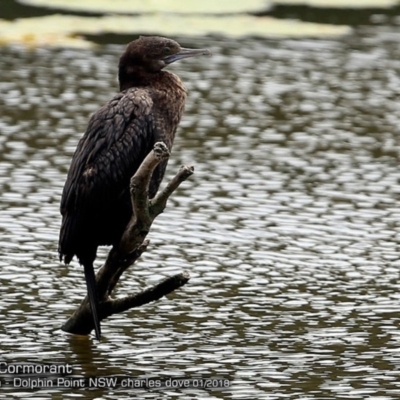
59, 36, 210, 340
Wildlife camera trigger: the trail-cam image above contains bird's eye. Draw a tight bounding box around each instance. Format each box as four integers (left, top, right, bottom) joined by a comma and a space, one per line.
163, 47, 171, 55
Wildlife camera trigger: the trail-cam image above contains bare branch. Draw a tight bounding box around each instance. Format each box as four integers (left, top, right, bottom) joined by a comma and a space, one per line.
150, 165, 194, 217
62, 272, 190, 336
129, 142, 170, 227
103, 271, 190, 316
62, 142, 192, 337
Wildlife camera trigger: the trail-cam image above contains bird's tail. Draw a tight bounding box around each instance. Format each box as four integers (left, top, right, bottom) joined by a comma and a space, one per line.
83, 262, 101, 341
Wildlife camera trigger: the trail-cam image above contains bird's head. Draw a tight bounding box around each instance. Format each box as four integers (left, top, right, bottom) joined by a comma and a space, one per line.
118, 36, 211, 88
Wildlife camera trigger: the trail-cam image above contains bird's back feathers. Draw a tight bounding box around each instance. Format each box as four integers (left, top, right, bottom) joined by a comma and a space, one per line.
59, 88, 163, 265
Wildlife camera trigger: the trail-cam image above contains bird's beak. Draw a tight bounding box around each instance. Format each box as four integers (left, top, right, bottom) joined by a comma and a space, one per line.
164, 48, 211, 64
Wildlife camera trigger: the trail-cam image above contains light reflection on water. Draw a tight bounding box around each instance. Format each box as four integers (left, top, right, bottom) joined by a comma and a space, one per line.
1, 31, 400, 399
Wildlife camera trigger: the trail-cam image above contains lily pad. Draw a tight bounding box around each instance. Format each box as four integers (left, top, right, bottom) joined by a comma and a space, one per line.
19, 0, 397, 15
18, 0, 271, 14
274, 0, 397, 7
0, 14, 352, 48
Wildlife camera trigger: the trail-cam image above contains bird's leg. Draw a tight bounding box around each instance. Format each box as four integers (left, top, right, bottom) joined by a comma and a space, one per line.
83, 262, 101, 340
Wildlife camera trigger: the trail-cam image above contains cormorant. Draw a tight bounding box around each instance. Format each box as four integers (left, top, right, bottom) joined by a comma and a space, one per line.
59, 36, 210, 340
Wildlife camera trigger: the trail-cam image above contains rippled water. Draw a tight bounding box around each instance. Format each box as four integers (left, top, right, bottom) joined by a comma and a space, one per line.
2, 28, 400, 399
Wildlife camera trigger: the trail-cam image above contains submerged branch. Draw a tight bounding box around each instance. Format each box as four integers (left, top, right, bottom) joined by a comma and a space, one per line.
61, 142, 193, 337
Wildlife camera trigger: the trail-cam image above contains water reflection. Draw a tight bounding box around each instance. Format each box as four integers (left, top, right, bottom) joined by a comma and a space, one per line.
1, 32, 400, 398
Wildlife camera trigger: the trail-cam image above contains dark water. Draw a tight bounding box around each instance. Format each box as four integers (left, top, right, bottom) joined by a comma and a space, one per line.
2, 25, 400, 399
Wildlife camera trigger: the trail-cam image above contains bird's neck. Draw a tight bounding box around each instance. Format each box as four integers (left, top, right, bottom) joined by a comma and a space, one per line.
119, 66, 148, 91
118, 67, 187, 144
119, 67, 181, 92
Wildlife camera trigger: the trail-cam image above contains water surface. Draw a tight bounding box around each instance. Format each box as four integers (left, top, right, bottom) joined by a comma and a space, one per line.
1, 28, 400, 399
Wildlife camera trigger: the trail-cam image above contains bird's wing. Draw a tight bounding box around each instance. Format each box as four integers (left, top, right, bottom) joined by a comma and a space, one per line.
60, 88, 156, 216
